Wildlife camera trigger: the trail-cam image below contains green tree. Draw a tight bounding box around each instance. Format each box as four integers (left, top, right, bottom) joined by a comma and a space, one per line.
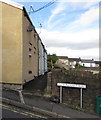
75, 62, 85, 68
99, 62, 101, 68
47, 54, 58, 69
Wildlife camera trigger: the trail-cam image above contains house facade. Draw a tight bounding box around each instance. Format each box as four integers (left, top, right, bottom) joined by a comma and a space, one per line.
81, 59, 96, 67
68, 58, 81, 68
55, 56, 69, 70
0, 0, 47, 89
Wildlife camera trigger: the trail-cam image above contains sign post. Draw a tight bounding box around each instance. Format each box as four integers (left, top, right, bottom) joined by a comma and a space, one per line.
60, 86, 62, 103
80, 88, 82, 108
57, 83, 86, 108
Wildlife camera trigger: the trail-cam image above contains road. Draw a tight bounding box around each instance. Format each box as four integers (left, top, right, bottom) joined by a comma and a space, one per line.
1, 103, 48, 119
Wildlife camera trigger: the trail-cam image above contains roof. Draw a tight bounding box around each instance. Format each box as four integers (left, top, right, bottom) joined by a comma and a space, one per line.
0, 0, 24, 10
81, 59, 94, 63
94, 61, 101, 64
68, 58, 81, 62
58, 56, 68, 59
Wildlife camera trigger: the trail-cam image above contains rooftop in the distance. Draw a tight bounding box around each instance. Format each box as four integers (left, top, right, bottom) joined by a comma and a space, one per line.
81, 59, 94, 63
68, 58, 81, 62
94, 61, 101, 64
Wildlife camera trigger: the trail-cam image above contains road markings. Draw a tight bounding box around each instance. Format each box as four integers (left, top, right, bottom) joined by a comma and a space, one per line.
0, 103, 47, 119
1, 105, 29, 116
0, 103, 10, 108
22, 111, 47, 119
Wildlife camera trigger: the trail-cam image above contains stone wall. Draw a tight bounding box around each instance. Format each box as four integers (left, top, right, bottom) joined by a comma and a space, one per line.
49, 68, 101, 113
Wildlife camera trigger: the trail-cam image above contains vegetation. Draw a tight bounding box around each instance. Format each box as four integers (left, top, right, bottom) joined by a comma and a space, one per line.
75, 62, 85, 68
99, 62, 101, 68
47, 54, 58, 70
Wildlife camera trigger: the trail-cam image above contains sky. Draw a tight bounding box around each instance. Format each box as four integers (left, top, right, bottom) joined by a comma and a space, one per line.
13, 0, 100, 60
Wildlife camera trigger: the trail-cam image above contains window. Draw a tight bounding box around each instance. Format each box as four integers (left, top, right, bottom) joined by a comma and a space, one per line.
29, 71, 32, 74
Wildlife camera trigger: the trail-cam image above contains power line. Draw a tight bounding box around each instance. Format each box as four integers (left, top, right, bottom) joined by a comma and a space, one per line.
29, 0, 57, 14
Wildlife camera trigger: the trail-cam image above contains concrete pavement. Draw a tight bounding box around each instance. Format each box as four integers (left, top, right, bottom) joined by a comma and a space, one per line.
2, 88, 101, 119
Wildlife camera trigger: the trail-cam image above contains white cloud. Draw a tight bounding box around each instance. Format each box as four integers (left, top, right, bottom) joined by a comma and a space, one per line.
76, 6, 99, 26
36, 27, 99, 60
47, 2, 66, 29
65, 6, 99, 32
38, 28, 99, 49
47, 47, 99, 60
69, 2, 98, 10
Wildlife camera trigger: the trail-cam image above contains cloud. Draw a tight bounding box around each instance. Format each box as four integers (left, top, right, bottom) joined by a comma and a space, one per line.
46, 1, 99, 31
47, 47, 99, 60
37, 28, 99, 50
69, 2, 98, 10
75, 6, 99, 26
64, 5, 99, 32
47, 2, 66, 29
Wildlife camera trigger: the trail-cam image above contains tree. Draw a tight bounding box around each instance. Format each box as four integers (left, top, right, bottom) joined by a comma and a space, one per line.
47, 54, 58, 69
99, 62, 101, 68
75, 62, 85, 68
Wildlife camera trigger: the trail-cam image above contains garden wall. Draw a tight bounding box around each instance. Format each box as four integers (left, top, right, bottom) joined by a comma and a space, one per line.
50, 69, 101, 113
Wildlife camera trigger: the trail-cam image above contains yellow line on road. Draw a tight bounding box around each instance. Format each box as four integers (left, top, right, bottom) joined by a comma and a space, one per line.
1, 105, 30, 116
22, 111, 47, 119
0, 103, 47, 119
0, 103, 10, 109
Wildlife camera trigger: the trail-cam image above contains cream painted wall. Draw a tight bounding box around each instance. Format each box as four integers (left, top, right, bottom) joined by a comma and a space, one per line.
0, 2, 2, 82
1, 1, 46, 85
1, 2, 22, 84
22, 13, 38, 83
38, 40, 44, 75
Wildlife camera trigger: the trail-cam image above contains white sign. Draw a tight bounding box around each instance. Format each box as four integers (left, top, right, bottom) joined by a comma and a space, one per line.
57, 83, 86, 88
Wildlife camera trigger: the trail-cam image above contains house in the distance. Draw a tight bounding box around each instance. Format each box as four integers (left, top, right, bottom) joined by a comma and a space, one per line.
55, 56, 69, 70
68, 58, 81, 68
81, 59, 96, 67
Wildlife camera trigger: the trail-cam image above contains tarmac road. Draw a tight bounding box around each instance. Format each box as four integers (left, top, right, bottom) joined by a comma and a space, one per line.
1, 103, 48, 119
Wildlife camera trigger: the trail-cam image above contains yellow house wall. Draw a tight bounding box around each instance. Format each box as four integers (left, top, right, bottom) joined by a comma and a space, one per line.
1, 2, 22, 84
22, 12, 38, 83
0, 2, 2, 82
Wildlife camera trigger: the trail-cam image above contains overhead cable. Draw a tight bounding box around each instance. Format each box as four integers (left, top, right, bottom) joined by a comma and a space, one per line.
29, 0, 57, 14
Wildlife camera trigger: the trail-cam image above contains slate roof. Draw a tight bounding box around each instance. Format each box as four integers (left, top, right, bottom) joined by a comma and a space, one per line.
81, 59, 94, 63
68, 58, 81, 62
95, 61, 101, 64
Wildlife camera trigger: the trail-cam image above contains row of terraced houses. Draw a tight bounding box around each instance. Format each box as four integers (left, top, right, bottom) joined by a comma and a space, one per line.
0, 0, 47, 89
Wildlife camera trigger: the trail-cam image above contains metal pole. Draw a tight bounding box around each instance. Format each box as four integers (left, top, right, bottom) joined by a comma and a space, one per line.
60, 86, 62, 103
80, 88, 82, 108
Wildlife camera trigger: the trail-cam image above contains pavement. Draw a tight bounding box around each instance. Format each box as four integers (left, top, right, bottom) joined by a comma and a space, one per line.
2, 88, 101, 119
